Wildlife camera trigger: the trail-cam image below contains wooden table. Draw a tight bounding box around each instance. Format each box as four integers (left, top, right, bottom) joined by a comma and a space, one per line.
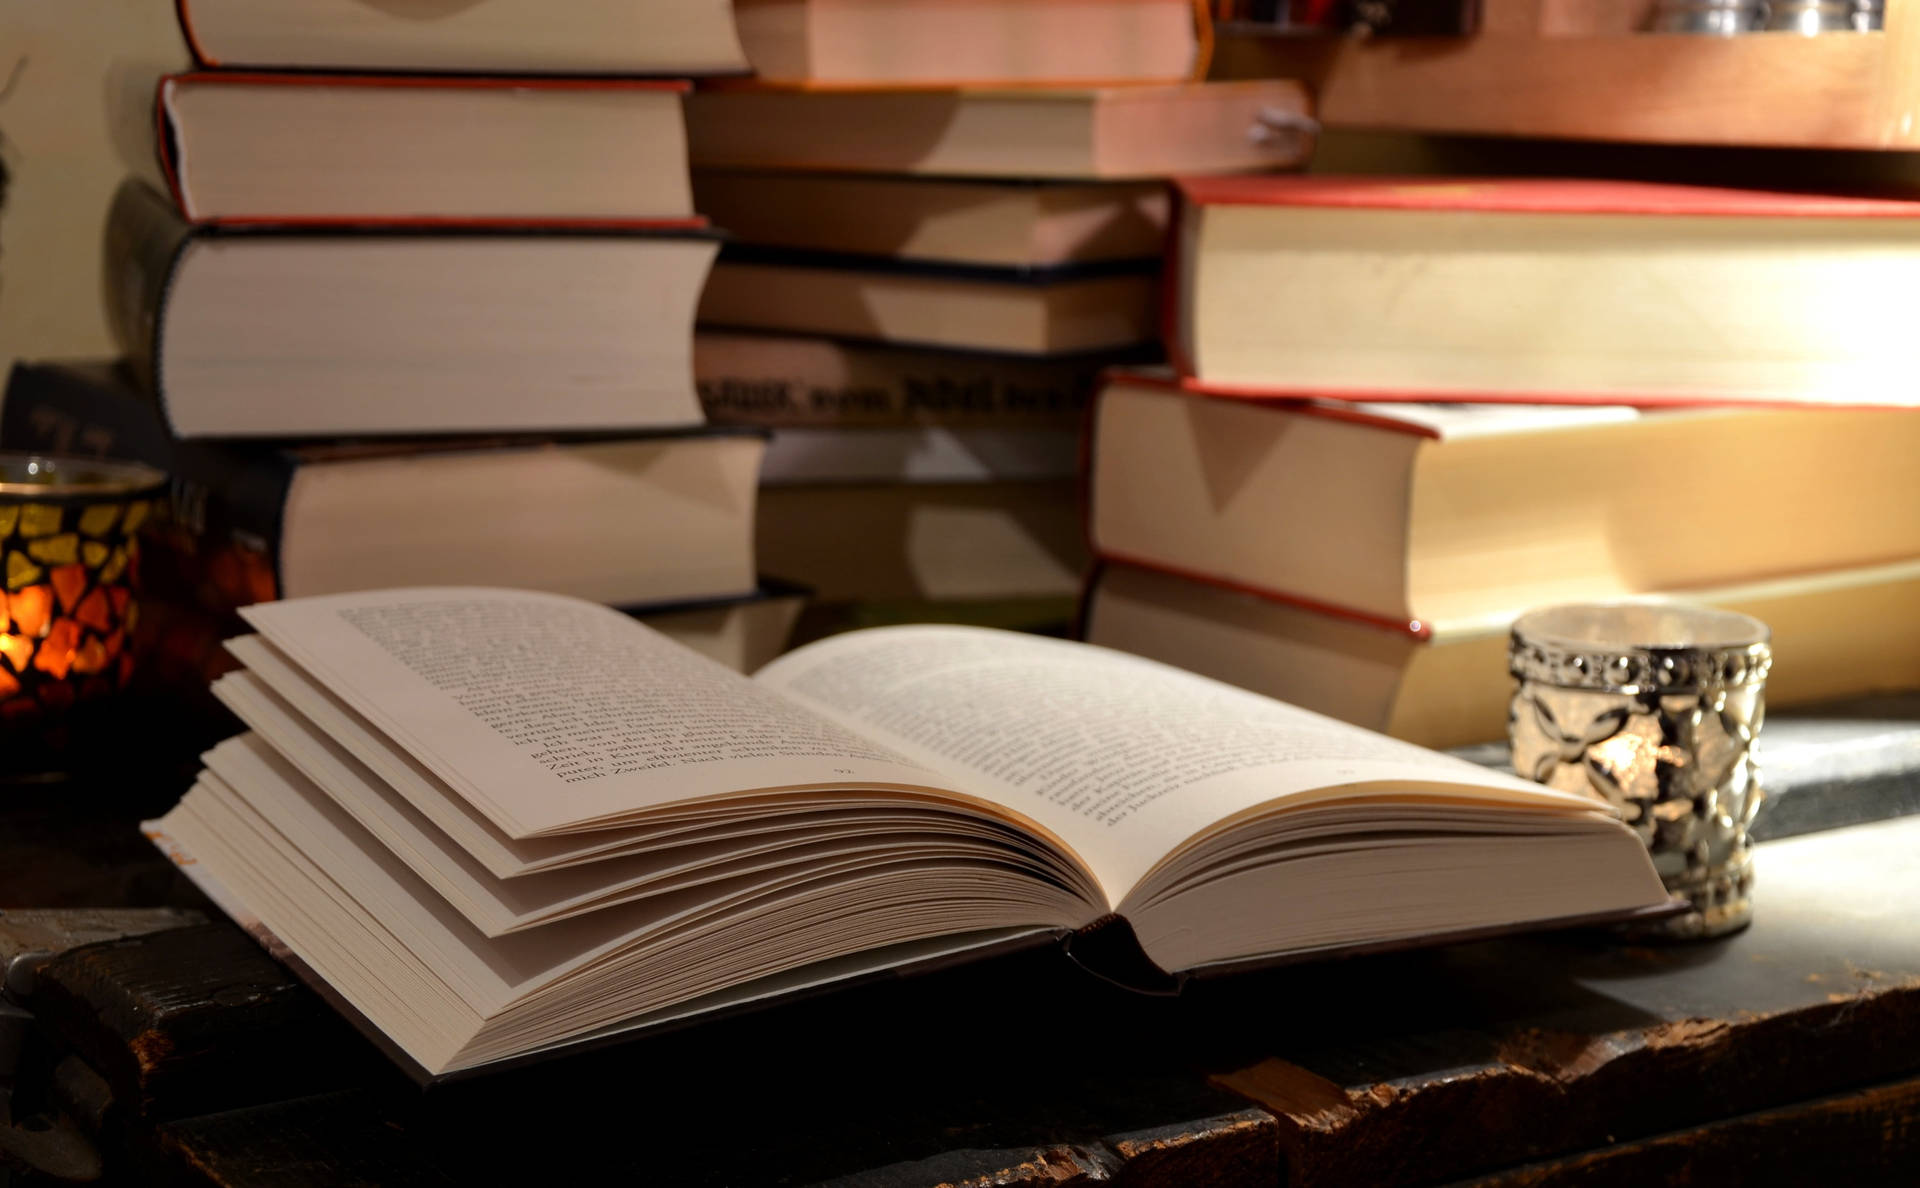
5, 703, 1920, 1186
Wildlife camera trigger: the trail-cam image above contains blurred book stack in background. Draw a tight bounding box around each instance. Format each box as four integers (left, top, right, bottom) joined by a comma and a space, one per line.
2, 0, 808, 704
1080, 175, 1920, 745
681, 0, 1311, 641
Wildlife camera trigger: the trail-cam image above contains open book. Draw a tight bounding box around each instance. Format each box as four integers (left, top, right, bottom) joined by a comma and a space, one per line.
144, 588, 1669, 1079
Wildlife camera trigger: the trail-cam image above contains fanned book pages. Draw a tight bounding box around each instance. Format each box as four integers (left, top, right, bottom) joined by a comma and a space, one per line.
145, 589, 1669, 1079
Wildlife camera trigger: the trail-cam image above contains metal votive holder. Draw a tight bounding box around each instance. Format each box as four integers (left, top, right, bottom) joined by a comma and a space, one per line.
1508, 603, 1771, 940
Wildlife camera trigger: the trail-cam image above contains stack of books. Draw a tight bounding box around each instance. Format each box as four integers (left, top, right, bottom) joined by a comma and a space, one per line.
1080, 176, 1920, 747
678, 0, 1310, 638
5, 0, 806, 677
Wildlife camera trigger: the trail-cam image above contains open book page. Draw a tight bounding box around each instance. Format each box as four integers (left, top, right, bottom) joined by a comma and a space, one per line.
756, 626, 1605, 904
238, 589, 958, 838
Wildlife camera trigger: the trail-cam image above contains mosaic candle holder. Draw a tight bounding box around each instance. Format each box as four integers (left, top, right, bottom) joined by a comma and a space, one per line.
1508, 603, 1771, 940
0, 456, 166, 727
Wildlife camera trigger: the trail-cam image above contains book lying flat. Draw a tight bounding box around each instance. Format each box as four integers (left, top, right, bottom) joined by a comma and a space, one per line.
105, 181, 713, 437
731, 0, 1200, 87
629, 582, 810, 676
177, 0, 748, 75
1172, 175, 1920, 406
756, 480, 1088, 602
0, 362, 764, 609
694, 332, 1116, 430
692, 173, 1169, 268
759, 426, 1082, 484
145, 588, 1668, 1077
155, 75, 698, 225
699, 249, 1159, 355
1088, 372, 1920, 627
1085, 558, 1920, 748
685, 82, 1311, 179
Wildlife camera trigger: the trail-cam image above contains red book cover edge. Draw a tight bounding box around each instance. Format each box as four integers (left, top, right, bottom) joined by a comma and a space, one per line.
1174, 174, 1920, 219
1079, 379, 1433, 642
164, 70, 691, 93
1121, 370, 1914, 415
1099, 370, 1446, 439
1090, 553, 1436, 641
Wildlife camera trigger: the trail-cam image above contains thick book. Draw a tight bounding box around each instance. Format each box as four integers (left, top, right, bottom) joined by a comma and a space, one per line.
695, 332, 1111, 430
175, 0, 748, 75
758, 480, 1087, 603
636, 582, 809, 675
690, 173, 1170, 268
103, 180, 713, 437
154, 74, 698, 226
699, 248, 1159, 356
1170, 175, 1920, 406
686, 81, 1311, 179
0, 360, 764, 607
760, 427, 1081, 484
731, 0, 1201, 86
1084, 557, 1920, 748
1087, 372, 1920, 628
144, 588, 1669, 1078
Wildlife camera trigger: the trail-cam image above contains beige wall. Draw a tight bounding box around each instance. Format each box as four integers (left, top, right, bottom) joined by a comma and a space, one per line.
0, 3, 189, 373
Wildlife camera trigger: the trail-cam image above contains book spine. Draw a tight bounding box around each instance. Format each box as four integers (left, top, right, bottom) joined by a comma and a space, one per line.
696, 337, 1113, 429
101, 179, 194, 411
0, 362, 176, 470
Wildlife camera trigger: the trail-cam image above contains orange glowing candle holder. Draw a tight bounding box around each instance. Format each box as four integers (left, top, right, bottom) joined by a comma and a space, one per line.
0, 456, 166, 730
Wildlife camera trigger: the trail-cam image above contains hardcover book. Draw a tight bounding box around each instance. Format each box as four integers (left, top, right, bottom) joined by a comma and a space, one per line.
686, 81, 1311, 179
154, 74, 699, 226
1171, 175, 1920, 405
175, 0, 749, 75
694, 332, 1112, 430
146, 588, 1669, 1078
699, 248, 1159, 356
1084, 558, 1920, 748
103, 180, 714, 438
1087, 372, 1920, 628
690, 174, 1170, 269
0, 360, 764, 609
730, 0, 1202, 86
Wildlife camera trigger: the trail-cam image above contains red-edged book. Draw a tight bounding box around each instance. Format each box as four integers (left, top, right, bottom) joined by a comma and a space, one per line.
173, 0, 748, 77
104, 177, 716, 438
1168, 175, 1920, 408
152, 73, 701, 227
1080, 371, 1920, 745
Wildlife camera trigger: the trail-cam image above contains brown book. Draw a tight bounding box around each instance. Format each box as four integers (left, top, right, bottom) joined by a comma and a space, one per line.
692, 173, 1170, 268
686, 81, 1312, 179
695, 332, 1107, 430
1170, 175, 1920, 405
146, 588, 1668, 1077
699, 249, 1159, 356
757, 480, 1088, 603
732, 0, 1201, 86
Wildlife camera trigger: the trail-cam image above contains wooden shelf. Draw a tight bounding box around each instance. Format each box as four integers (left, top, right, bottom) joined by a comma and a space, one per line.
1215, 0, 1920, 149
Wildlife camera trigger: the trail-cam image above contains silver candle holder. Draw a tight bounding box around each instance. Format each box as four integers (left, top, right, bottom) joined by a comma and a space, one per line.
1509, 604, 1772, 939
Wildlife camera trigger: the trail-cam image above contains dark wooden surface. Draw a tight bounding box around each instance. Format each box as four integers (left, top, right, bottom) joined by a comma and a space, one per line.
5, 701, 1920, 1185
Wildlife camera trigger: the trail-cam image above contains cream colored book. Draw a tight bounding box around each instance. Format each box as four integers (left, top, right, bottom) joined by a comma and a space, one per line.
147, 588, 1667, 1078
1173, 175, 1920, 405
1085, 558, 1920, 749
1088, 373, 1920, 627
